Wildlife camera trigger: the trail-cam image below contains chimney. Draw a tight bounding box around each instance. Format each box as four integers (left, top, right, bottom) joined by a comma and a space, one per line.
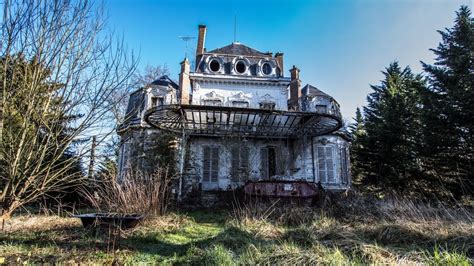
275, 52, 284, 75
289, 65, 301, 111
196, 25, 206, 56
195, 25, 206, 71
179, 58, 191, 104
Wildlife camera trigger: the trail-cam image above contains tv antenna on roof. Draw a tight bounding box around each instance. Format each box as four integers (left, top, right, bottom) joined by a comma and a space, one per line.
234, 15, 237, 43
178, 36, 196, 58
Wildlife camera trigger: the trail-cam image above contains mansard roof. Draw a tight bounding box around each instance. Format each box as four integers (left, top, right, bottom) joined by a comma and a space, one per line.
207, 42, 269, 57
302, 84, 332, 99
150, 75, 179, 89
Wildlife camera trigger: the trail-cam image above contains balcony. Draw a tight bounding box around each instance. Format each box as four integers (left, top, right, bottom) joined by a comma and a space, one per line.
144, 104, 342, 138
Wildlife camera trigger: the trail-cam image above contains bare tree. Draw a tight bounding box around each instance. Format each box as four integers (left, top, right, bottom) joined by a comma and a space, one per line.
132, 64, 170, 88
0, 0, 137, 219
107, 64, 169, 125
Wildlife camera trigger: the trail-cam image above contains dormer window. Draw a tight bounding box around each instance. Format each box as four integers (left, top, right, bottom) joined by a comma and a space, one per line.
235, 60, 247, 74
151, 96, 164, 107
209, 59, 221, 72
257, 60, 276, 77
262, 62, 272, 75
260, 102, 276, 110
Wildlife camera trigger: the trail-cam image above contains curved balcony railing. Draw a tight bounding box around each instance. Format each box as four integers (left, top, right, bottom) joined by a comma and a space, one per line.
144, 104, 342, 138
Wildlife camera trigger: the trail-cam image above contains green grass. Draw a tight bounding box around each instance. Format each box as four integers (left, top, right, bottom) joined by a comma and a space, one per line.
0, 209, 472, 265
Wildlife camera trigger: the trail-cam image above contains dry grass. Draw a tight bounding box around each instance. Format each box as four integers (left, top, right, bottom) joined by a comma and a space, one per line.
81, 168, 173, 216
0, 194, 472, 264
2, 215, 80, 233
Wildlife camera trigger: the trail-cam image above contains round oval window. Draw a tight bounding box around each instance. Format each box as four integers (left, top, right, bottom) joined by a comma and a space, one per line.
209, 59, 220, 72
235, 60, 246, 74
262, 63, 272, 75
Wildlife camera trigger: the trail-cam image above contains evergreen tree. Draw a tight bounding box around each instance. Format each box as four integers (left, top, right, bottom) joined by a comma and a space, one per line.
349, 107, 365, 185
420, 6, 474, 197
358, 62, 425, 194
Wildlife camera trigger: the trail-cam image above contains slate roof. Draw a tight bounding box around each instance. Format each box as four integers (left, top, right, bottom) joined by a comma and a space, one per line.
150, 75, 179, 89
302, 84, 332, 98
207, 42, 269, 57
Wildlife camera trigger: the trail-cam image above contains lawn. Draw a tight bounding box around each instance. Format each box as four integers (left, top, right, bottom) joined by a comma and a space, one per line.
0, 198, 473, 265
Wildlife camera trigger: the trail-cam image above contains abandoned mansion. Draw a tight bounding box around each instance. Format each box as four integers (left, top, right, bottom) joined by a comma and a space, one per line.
117, 25, 351, 201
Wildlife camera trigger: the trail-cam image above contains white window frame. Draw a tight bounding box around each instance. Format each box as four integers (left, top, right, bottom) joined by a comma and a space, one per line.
316, 145, 338, 184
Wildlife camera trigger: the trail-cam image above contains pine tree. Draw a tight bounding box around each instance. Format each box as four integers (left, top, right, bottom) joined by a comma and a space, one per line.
420, 6, 474, 197
358, 62, 424, 194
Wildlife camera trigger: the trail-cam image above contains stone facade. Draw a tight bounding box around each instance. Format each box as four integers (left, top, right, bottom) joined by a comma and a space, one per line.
118, 25, 351, 203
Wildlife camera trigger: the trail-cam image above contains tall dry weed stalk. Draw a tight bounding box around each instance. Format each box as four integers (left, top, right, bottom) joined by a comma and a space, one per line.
232, 191, 473, 226
375, 194, 473, 223
81, 168, 172, 216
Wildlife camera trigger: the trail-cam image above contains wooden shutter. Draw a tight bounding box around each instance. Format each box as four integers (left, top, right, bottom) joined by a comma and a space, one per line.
240, 147, 249, 181
211, 147, 219, 183
275, 147, 284, 175
203, 146, 211, 182
231, 146, 239, 182
317, 146, 326, 183
326, 147, 335, 183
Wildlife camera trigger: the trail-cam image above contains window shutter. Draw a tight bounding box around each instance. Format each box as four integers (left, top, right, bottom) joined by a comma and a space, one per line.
326, 147, 335, 183
211, 147, 219, 183
261, 148, 268, 179
241, 147, 250, 181
231, 146, 239, 182
203, 146, 211, 182
317, 147, 326, 183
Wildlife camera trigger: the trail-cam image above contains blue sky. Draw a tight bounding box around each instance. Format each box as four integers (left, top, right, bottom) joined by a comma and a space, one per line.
106, 0, 471, 120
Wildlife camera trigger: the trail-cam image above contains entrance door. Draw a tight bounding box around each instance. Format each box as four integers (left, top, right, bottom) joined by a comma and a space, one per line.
261, 147, 277, 179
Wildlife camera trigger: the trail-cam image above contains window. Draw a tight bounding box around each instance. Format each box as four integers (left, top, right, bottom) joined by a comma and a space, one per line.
262, 62, 272, 75
341, 147, 349, 185
232, 101, 249, 108
317, 146, 336, 183
203, 146, 219, 183
235, 60, 247, 74
151, 97, 164, 107
259, 102, 276, 110
203, 99, 222, 106
209, 59, 221, 72
315, 105, 327, 113
231, 146, 249, 182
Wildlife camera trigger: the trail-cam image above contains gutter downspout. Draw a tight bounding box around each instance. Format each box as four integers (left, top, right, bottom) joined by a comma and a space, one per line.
177, 127, 186, 202
311, 137, 316, 183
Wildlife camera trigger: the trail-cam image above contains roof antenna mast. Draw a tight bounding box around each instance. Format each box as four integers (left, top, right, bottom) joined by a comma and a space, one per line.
234, 15, 237, 43
178, 36, 196, 58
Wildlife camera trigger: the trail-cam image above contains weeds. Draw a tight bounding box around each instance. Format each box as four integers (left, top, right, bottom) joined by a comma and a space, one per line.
80, 168, 172, 216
